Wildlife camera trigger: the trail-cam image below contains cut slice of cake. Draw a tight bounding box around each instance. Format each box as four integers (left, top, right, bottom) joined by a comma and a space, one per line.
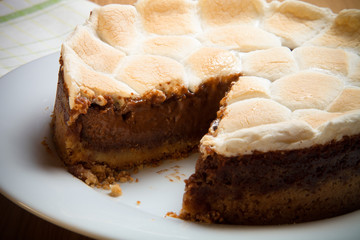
180, 55, 360, 224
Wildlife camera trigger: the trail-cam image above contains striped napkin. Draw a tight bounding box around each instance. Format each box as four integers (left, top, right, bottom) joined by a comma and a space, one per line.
0, 0, 97, 77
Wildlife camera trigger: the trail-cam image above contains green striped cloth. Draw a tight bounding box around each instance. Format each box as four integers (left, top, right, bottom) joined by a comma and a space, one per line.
0, 0, 97, 77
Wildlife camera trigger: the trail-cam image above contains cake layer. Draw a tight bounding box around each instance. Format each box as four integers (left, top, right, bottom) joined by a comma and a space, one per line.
180, 134, 360, 224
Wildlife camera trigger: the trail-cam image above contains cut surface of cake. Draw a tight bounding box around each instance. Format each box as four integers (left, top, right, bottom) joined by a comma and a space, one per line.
52, 0, 360, 224
180, 72, 360, 224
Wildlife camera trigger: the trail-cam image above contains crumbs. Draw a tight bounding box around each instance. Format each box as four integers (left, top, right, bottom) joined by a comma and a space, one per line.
109, 183, 122, 197
118, 173, 134, 184
165, 211, 179, 218
156, 168, 169, 174
157, 165, 186, 182
41, 137, 53, 155
71, 163, 139, 196
104, 171, 139, 197
107, 175, 138, 197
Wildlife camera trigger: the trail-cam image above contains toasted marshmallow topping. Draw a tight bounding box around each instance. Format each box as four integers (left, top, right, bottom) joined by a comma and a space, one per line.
293, 46, 349, 76
293, 109, 344, 128
327, 87, 360, 112
201, 25, 281, 52
202, 120, 317, 155
221, 76, 271, 105
66, 26, 126, 74
242, 47, 298, 81
92, 4, 138, 51
306, 10, 360, 54
217, 98, 292, 134
185, 47, 241, 92
348, 54, 360, 85
136, 0, 200, 35
142, 36, 201, 61
271, 71, 343, 111
62, 1, 360, 155
198, 0, 265, 26
62, 45, 137, 110
115, 55, 186, 96
263, 0, 334, 49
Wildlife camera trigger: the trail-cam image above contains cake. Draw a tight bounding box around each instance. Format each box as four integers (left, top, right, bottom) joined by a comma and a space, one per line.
52, 0, 360, 224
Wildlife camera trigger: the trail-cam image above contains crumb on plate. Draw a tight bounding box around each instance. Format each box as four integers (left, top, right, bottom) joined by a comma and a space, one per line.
109, 183, 122, 197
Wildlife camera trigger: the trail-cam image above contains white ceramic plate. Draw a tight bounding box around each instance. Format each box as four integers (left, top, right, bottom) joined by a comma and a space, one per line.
0, 53, 359, 240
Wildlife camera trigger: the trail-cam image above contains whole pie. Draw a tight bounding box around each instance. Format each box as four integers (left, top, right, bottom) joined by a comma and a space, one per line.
52, 0, 360, 224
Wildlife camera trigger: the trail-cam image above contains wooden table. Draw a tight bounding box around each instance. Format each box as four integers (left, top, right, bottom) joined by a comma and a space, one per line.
1, 0, 359, 239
